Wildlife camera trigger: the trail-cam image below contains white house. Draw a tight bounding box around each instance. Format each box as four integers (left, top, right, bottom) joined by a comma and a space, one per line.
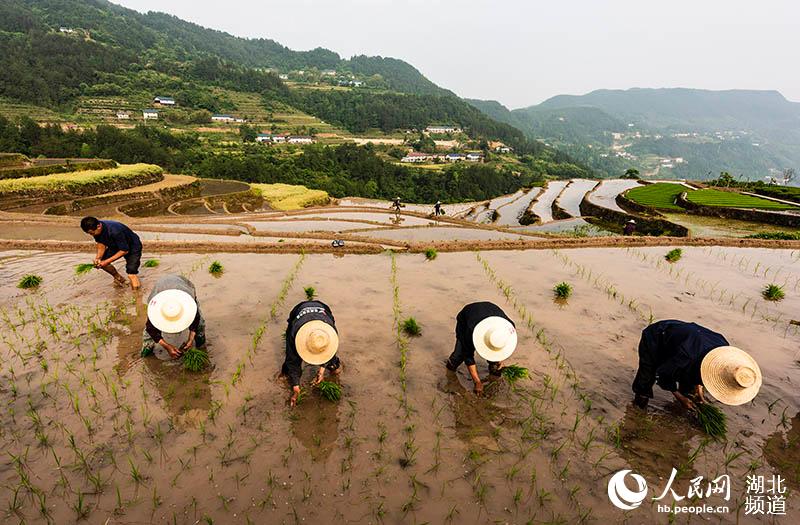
426, 125, 461, 134
272, 135, 287, 143
321, 70, 337, 76
279, 74, 289, 80
116, 111, 130, 120
466, 152, 484, 162
287, 136, 315, 144
256, 134, 272, 143
59, 27, 75, 34
445, 153, 465, 162
401, 152, 432, 163
153, 96, 175, 106
142, 109, 159, 120
211, 114, 235, 122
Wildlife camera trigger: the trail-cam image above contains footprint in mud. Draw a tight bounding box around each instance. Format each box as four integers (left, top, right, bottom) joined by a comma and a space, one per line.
763, 412, 800, 490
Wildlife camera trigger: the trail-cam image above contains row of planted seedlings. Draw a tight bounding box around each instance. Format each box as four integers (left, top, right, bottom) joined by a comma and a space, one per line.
0, 284, 170, 523
701, 246, 800, 291
547, 250, 779, 516
474, 252, 605, 523
623, 247, 799, 335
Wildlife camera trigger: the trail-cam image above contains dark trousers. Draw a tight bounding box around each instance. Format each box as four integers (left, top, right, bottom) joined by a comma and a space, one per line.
446, 339, 500, 374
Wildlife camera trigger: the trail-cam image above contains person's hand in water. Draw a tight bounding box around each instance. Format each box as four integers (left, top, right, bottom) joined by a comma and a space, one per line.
290, 386, 301, 407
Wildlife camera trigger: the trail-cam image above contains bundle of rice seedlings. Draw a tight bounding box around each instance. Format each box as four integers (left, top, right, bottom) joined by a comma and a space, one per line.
75, 263, 95, 275
665, 248, 683, 263
209, 261, 223, 276
18, 274, 43, 289
182, 347, 210, 372
695, 403, 727, 438
553, 282, 572, 299
424, 248, 437, 261
501, 365, 529, 383
762, 283, 785, 301
143, 259, 160, 268
304, 286, 316, 300
402, 317, 421, 336
317, 381, 342, 402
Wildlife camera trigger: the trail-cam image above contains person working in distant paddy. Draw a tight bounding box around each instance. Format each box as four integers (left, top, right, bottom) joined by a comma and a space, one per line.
434, 200, 444, 216
141, 274, 206, 359
392, 196, 404, 212
80, 216, 142, 290
632, 320, 762, 410
445, 301, 517, 395
281, 299, 342, 407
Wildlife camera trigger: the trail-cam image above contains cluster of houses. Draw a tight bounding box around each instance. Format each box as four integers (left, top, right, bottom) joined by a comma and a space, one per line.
211, 114, 247, 123
425, 125, 462, 134
256, 134, 316, 145
400, 151, 485, 164
114, 96, 249, 123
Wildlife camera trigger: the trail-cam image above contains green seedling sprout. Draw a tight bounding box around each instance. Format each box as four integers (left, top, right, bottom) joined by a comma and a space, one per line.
501, 364, 529, 383
143, 259, 160, 268
183, 347, 210, 372
75, 263, 95, 275
317, 380, 342, 402
18, 275, 43, 289
553, 281, 572, 300
401, 317, 421, 336
695, 403, 727, 438
762, 283, 785, 301
208, 261, 224, 276
424, 248, 437, 261
665, 248, 683, 262
304, 286, 316, 300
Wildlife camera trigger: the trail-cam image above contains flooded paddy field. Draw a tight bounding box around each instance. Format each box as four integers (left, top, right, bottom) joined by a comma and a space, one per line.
531, 180, 569, 223
555, 179, 598, 217
587, 179, 642, 212
1, 246, 797, 524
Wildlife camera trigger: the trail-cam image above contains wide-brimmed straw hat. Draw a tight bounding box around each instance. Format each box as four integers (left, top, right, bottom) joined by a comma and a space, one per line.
473, 317, 517, 362
296, 320, 339, 365
700, 346, 762, 406
147, 289, 197, 334
627, 219, 636, 224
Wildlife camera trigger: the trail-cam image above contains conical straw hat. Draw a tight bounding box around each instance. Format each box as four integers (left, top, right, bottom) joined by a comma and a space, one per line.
700, 346, 762, 406
147, 289, 197, 334
296, 320, 339, 365
473, 316, 517, 362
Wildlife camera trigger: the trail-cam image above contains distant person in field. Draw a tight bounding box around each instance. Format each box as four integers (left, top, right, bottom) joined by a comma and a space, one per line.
624, 219, 637, 236
392, 196, 404, 212
632, 320, 762, 410
141, 274, 206, 359
434, 200, 444, 216
445, 302, 517, 396
281, 300, 342, 407
80, 216, 142, 290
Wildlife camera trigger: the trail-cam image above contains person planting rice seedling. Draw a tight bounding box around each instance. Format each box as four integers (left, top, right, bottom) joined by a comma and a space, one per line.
632, 320, 762, 416
141, 274, 206, 360
80, 216, 142, 290
445, 301, 517, 396
281, 299, 342, 407
623, 219, 637, 236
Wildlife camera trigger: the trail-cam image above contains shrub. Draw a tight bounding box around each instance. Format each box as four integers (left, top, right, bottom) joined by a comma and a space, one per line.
75, 263, 95, 275
317, 381, 342, 402
553, 282, 572, 299
501, 365, 529, 383
18, 274, 43, 289
183, 347, 210, 372
424, 248, 437, 261
695, 403, 727, 438
402, 317, 421, 336
143, 259, 160, 268
209, 261, 224, 276
304, 286, 316, 300
665, 248, 682, 262
762, 284, 785, 301
746, 232, 800, 240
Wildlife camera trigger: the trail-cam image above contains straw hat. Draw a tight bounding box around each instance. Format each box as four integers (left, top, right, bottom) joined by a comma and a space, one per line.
627, 219, 636, 224
147, 289, 197, 334
473, 317, 517, 362
296, 320, 339, 365
700, 346, 762, 406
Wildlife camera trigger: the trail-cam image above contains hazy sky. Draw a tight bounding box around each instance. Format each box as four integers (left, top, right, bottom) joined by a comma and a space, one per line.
114, 0, 800, 108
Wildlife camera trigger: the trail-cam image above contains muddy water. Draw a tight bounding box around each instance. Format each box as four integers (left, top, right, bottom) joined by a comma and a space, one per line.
1, 248, 797, 524
496, 188, 542, 226
337, 197, 478, 216
663, 213, 800, 238
556, 179, 598, 217
245, 219, 389, 232
588, 179, 642, 212
373, 226, 528, 241
0, 222, 88, 241
271, 211, 435, 226
530, 180, 569, 223
513, 217, 608, 235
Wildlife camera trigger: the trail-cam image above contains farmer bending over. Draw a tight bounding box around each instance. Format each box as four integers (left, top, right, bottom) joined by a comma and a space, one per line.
281, 300, 342, 407
632, 320, 762, 410
142, 274, 206, 359
434, 200, 444, 216
445, 301, 517, 395
80, 216, 142, 290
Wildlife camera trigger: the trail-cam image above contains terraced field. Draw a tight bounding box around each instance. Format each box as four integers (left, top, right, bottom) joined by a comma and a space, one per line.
625, 182, 688, 210
686, 188, 800, 210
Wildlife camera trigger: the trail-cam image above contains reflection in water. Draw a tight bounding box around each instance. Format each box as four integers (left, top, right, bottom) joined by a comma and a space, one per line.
390, 213, 405, 226
113, 294, 213, 429
763, 413, 800, 490
291, 389, 340, 461
617, 404, 702, 484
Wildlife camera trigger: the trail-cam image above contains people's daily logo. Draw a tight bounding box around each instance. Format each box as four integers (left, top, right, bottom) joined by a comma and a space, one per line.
607, 469, 648, 510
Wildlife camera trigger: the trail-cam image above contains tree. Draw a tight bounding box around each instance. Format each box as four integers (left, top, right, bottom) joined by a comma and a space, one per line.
782, 168, 796, 185
239, 124, 258, 143
623, 168, 640, 179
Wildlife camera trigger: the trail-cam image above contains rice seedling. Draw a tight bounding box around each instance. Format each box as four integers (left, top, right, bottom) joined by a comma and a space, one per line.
208, 261, 224, 276
317, 380, 342, 402
401, 316, 421, 336
762, 283, 785, 301
183, 347, 210, 372
143, 259, 160, 268
18, 274, 43, 289
424, 248, 437, 261
75, 263, 95, 275
665, 248, 683, 263
553, 281, 572, 300
695, 403, 727, 438
302, 285, 317, 301
501, 364, 529, 383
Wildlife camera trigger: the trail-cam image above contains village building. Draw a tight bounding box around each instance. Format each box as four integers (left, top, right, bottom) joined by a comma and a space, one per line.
153, 96, 175, 106
59, 27, 75, 34
211, 114, 236, 123
279, 74, 289, 80
321, 70, 337, 76
116, 111, 130, 120
426, 125, 461, 134
287, 136, 315, 144
466, 152, 485, 162
142, 109, 159, 120
400, 152, 433, 163
445, 153, 466, 162
256, 134, 273, 143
